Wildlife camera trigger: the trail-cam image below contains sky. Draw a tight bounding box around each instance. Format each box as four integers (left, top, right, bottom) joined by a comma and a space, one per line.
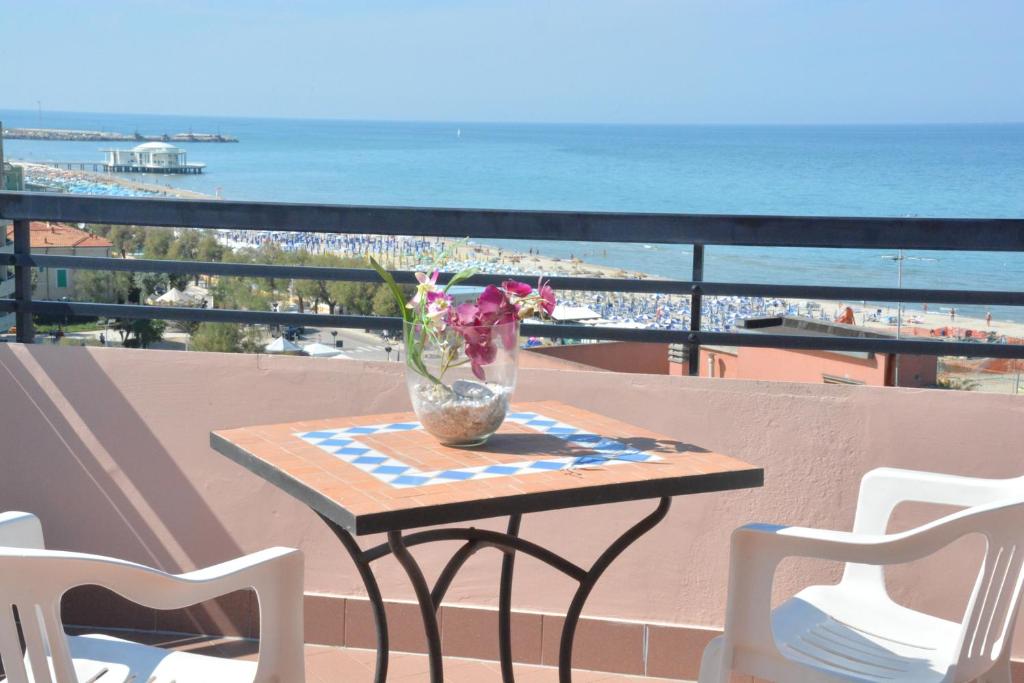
2, 0, 1023, 125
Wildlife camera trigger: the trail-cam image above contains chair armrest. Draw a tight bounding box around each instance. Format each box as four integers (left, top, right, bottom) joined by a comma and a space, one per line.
177, 546, 301, 597
721, 500, 1014, 656
175, 546, 306, 682
853, 467, 1018, 536
1, 546, 305, 682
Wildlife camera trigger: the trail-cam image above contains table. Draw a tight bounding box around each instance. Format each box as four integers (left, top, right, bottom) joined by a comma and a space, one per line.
211, 400, 762, 682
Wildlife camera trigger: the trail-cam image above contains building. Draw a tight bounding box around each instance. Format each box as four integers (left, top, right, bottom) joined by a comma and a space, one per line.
101, 141, 205, 174
0, 163, 22, 330
683, 316, 938, 387
3, 222, 113, 301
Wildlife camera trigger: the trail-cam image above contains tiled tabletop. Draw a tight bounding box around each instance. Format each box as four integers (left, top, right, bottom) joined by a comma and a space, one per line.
211, 401, 762, 534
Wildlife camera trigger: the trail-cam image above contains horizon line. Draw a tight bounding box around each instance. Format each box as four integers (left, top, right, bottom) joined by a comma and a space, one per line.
1, 106, 1022, 129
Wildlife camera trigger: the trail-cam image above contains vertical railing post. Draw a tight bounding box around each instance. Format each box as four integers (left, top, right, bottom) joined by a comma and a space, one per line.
13, 220, 34, 343
687, 243, 705, 376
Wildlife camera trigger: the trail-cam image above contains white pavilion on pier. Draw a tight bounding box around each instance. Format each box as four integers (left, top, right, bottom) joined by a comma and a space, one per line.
101, 141, 206, 174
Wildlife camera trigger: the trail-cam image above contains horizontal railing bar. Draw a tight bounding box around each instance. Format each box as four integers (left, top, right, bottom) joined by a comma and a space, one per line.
2, 191, 1024, 251
24, 300, 405, 332
13, 299, 1024, 359
523, 325, 1024, 359
8, 254, 1022, 306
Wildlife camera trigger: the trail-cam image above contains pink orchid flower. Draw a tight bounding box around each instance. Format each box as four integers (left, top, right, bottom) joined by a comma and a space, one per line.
538, 279, 557, 316
408, 270, 440, 308
502, 280, 533, 297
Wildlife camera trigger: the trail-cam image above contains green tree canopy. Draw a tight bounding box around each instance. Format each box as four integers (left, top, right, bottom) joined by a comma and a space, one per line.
190, 322, 243, 353
115, 319, 165, 348
143, 228, 175, 260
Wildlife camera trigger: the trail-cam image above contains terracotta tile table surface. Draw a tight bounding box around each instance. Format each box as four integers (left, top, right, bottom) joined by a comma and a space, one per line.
211, 400, 762, 683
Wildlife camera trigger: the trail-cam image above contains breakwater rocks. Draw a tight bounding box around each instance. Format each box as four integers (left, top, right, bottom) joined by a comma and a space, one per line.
1, 127, 238, 143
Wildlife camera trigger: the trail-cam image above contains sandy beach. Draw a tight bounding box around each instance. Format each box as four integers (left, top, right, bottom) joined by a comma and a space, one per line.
12, 164, 1024, 354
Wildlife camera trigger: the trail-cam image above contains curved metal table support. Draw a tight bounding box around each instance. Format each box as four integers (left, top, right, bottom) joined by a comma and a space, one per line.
319, 497, 670, 683
318, 513, 390, 683
558, 496, 671, 682
499, 514, 522, 683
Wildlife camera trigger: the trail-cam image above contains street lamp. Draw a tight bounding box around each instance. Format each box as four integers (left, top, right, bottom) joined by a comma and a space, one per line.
880, 249, 937, 386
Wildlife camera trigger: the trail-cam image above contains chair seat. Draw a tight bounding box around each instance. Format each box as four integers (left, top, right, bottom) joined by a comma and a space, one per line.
769, 584, 962, 683
20, 633, 258, 683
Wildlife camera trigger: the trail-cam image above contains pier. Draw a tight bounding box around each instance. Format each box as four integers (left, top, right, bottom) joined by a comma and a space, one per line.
1, 127, 238, 143
32, 160, 204, 175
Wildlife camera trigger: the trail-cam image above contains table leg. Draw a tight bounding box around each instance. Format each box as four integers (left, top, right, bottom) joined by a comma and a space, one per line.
558, 497, 671, 683
389, 530, 445, 683
324, 498, 669, 683
319, 514, 390, 683
498, 513, 522, 683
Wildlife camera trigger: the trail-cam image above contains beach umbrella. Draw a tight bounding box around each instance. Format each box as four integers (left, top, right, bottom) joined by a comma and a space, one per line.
264, 336, 301, 354
302, 342, 342, 357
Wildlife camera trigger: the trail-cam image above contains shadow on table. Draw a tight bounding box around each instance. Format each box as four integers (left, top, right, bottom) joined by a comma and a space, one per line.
475, 431, 708, 459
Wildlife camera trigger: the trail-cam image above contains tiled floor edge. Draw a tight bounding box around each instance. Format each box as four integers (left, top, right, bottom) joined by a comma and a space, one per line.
329, 594, 724, 680
64, 591, 1024, 681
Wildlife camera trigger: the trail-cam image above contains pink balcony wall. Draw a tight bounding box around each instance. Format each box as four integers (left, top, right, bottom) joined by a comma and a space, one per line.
0, 345, 1020, 669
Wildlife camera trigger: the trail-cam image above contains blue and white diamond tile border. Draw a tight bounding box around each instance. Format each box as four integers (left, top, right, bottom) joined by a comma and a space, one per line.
295, 411, 662, 489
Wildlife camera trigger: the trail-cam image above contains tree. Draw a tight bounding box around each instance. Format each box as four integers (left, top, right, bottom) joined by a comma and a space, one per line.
173, 318, 203, 336
107, 225, 145, 258
190, 322, 243, 353
196, 232, 225, 285
137, 272, 169, 302
168, 229, 202, 288
143, 228, 175, 260
371, 283, 404, 317
75, 270, 138, 304
115, 319, 165, 348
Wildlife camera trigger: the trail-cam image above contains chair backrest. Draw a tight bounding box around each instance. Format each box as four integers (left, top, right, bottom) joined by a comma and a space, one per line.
843, 473, 1024, 594
0, 511, 45, 550
950, 497, 1024, 681
0, 511, 79, 683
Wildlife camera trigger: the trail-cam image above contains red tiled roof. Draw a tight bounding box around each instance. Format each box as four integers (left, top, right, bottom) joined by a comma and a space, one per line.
5, 222, 113, 249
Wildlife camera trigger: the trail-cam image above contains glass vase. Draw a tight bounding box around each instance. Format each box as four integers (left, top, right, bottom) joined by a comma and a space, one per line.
404, 318, 519, 447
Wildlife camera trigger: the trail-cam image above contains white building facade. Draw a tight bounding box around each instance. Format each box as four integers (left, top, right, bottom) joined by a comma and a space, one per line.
102, 142, 204, 173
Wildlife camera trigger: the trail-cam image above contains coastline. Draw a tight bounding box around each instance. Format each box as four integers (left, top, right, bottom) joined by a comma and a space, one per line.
10, 163, 1024, 348
12, 161, 214, 199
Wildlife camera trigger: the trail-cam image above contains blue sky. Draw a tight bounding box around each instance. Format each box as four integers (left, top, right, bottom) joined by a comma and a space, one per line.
2, 0, 1023, 124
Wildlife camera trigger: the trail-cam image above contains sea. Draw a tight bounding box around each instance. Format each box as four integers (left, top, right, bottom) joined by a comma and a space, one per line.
2, 109, 1023, 322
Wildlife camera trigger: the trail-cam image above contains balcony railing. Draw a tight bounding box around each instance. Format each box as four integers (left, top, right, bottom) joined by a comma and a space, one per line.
1, 190, 1023, 375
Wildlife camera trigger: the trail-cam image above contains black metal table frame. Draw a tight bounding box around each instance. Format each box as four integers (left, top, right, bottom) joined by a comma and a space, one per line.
318, 495, 671, 683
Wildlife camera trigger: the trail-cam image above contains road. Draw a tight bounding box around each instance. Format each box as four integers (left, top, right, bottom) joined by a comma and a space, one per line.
294, 325, 403, 362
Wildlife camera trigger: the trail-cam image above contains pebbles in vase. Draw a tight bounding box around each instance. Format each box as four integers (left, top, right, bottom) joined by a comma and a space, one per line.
411, 379, 511, 445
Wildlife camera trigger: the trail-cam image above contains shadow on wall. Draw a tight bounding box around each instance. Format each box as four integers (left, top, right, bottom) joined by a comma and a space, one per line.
0, 343, 248, 635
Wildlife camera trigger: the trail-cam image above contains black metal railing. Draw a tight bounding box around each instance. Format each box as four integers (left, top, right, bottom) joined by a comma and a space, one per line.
1, 191, 1023, 376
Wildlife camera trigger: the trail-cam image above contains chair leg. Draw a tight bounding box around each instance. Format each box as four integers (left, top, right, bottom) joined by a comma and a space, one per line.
698, 636, 730, 683
977, 657, 1011, 683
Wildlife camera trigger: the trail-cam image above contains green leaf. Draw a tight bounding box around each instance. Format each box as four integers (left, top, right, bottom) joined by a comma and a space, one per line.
368, 256, 412, 323
443, 267, 478, 293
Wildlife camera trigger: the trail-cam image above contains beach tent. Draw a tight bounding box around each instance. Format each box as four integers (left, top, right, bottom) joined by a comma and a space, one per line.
264, 336, 301, 354
550, 305, 601, 322
153, 288, 194, 305
302, 342, 342, 357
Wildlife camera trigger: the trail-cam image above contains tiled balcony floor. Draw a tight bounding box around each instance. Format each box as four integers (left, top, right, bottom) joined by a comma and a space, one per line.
73, 629, 686, 682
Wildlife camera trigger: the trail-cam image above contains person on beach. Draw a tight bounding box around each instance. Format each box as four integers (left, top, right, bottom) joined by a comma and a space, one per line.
986, 311, 992, 327
950, 308, 956, 322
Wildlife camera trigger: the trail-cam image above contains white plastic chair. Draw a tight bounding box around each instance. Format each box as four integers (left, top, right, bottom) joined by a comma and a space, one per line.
699, 468, 1024, 683
0, 511, 305, 683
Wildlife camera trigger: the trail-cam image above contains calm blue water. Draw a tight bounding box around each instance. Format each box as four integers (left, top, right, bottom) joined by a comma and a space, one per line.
3, 109, 1023, 320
